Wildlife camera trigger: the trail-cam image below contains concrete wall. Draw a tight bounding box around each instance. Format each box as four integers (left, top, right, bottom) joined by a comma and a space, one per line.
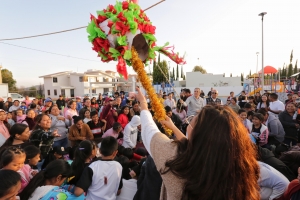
69, 75, 84, 97
186, 72, 241, 87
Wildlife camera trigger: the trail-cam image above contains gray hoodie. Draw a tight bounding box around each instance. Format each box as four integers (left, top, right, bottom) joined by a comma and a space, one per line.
122, 115, 141, 148
267, 114, 285, 142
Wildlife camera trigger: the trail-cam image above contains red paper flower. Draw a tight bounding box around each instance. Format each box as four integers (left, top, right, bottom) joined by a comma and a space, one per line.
97, 15, 107, 24
117, 56, 128, 79
117, 12, 127, 23
141, 24, 155, 34
115, 21, 130, 35
122, 1, 129, 10
107, 5, 117, 14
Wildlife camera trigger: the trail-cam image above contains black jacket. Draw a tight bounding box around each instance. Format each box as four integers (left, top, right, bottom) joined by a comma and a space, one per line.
279, 110, 298, 141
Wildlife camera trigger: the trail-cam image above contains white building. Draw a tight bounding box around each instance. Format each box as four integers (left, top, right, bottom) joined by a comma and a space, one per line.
39, 70, 120, 99
185, 72, 241, 87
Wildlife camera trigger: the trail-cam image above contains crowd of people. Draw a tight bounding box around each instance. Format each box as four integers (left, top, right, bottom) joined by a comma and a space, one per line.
1, 87, 300, 199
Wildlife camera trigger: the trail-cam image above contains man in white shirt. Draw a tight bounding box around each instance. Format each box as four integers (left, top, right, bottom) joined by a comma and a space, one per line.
163, 93, 176, 109
180, 88, 205, 116
268, 93, 285, 118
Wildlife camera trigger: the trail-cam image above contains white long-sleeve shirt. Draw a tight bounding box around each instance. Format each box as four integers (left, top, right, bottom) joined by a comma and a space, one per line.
258, 161, 289, 200
122, 115, 140, 149
164, 98, 176, 109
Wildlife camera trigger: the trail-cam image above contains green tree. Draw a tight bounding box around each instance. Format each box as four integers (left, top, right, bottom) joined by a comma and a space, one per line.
241, 73, 244, 86
1, 69, 16, 91
172, 67, 175, 79
176, 64, 179, 80
230, 73, 232, 77
290, 50, 293, 63
153, 59, 168, 84
181, 65, 183, 78
288, 63, 293, 77
183, 75, 186, 80
192, 65, 207, 73
28, 86, 37, 97
295, 59, 298, 73
249, 70, 252, 76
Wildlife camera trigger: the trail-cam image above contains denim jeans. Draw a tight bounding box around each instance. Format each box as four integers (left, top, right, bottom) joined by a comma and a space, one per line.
53, 137, 68, 149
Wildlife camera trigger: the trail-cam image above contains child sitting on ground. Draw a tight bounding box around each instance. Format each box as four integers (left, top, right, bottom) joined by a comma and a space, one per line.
74, 136, 123, 200
249, 113, 269, 147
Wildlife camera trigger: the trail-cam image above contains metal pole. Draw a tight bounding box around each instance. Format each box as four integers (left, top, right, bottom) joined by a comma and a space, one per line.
261, 15, 264, 92
256, 52, 259, 90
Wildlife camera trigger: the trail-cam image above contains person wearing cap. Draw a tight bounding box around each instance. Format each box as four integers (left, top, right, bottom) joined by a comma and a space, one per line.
75, 96, 83, 113
100, 98, 119, 131
8, 100, 20, 112
41, 146, 68, 170
56, 95, 66, 111
41, 98, 52, 113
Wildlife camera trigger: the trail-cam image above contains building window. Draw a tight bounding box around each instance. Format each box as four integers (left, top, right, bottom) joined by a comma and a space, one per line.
70, 89, 74, 97
47, 90, 50, 95
79, 76, 88, 82
54, 89, 57, 96
53, 77, 58, 83
61, 89, 65, 96
104, 88, 109, 92
92, 88, 96, 93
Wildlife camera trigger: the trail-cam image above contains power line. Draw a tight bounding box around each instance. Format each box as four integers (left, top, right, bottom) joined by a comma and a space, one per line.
0, 42, 101, 62
0, 0, 165, 41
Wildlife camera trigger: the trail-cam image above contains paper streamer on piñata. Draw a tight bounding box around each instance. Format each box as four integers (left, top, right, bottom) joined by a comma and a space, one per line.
87, 0, 186, 79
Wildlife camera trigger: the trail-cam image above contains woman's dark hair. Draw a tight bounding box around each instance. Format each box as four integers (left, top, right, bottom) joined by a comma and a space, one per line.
132, 101, 139, 106
117, 145, 125, 156
258, 94, 270, 109
163, 106, 260, 200
0, 146, 25, 168
24, 145, 41, 164
0, 123, 28, 150
253, 113, 264, 122
120, 106, 131, 120
238, 109, 246, 114
72, 115, 82, 124
0, 170, 21, 198
48, 105, 57, 114
32, 114, 50, 130
30, 103, 37, 109
231, 97, 237, 103
19, 160, 71, 200
113, 122, 122, 131
70, 140, 95, 185
26, 109, 35, 115
247, 111, 254, 118
68, 100, 76, 107
164, 106, 172, 113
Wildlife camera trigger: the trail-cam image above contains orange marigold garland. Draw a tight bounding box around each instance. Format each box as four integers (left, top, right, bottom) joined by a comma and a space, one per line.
131, 47, 172, 136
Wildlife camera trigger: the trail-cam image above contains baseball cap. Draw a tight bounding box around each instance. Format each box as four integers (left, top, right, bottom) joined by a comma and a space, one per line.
105, 97, 114, 103
53, 146, 67, 155
45, 98, 52, 103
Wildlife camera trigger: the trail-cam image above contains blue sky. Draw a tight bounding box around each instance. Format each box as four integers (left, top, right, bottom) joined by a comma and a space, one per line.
1, 0, 300, 87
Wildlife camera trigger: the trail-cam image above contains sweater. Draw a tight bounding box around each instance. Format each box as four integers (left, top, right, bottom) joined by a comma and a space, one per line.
140, 110, 185, 199
182, 96, 205, 116
68, 123, 94, 147
279, 111, 298, 141
266, 114, 285, 142
258, 161, 289, 200
100, 104, 118, 131
29, 129, 55, 158
48, 114, 69, 141
117, 113, 129, 129
122, 115, 141, 149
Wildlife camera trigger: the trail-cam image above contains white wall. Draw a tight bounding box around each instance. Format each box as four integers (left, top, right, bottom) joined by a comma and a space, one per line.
70, 75, 84, 97
186, 72, 241, 87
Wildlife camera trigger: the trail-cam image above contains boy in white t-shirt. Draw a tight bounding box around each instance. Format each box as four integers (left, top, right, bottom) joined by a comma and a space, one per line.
268, 93, 285, 117
74, 136, 123, 200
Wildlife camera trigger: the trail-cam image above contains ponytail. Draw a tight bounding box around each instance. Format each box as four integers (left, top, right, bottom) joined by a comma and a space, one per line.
19, 160, 71, 200
19, 171, 45, 200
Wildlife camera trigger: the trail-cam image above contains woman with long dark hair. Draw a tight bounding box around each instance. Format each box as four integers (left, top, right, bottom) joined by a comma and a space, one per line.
69, 140, 97, 185
257, 94, 270, 110
135, 87, 260, 200
19, 159, 85, 200
117, 106, 131, 129
0, 123, 31, 152
0, 170, 21, 199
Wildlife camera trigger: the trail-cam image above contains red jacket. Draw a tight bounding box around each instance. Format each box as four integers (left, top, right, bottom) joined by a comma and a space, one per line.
117, 114, 129, 129
100, 104, 117, 131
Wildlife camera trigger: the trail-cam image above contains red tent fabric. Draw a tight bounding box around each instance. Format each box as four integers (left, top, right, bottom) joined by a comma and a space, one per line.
258, 66, 278, 74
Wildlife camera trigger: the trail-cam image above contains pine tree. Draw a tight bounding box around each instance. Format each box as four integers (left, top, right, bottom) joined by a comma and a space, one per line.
288, 63, 293, 77
181, 65, 184, 78
176, 64, 179, 80
295, 59, 298, 73
241, 73, 244, 86
249, 70, 252, 76
172, 67, 175, 79
290, 50, 293, 63
230, 73, 232, 77
183, 75, 186, 80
